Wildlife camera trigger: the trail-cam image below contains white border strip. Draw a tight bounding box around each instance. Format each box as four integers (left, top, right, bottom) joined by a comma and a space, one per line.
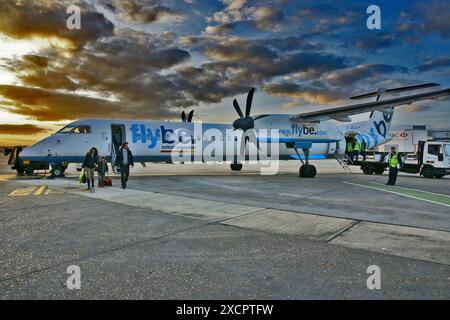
370, 182, 450, 199
343, 181, 450, 208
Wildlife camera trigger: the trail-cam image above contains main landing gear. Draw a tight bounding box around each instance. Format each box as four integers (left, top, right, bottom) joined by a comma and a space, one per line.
230, 162, 243, 171
294, 147, 317, 178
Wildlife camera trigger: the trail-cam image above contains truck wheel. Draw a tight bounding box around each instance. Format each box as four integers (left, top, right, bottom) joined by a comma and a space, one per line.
374, 167, 385, 175
16, 167, 25, 175
422, 167, 435, 179
25, 168, 34, 176
362, 165, 374, 175
52, 166, 65, 177
435, 174, 444, 179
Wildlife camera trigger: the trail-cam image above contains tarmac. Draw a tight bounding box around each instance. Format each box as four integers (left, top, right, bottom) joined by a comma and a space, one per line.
0, 155, 449, 299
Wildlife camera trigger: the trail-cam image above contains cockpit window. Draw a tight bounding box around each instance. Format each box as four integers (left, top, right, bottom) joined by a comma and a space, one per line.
58, 125, 91, 134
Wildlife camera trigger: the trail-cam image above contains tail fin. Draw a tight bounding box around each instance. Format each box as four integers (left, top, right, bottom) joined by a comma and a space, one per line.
351, 108, 394, 150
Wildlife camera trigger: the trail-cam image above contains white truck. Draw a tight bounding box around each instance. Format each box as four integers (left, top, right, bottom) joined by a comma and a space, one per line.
357, 140, 450, 178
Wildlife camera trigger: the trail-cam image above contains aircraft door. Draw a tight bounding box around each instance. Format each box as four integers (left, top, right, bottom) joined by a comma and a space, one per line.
111, 125, 126, 158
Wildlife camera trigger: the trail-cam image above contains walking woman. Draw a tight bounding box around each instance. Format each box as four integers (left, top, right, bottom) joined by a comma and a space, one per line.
82, 147, 98, 192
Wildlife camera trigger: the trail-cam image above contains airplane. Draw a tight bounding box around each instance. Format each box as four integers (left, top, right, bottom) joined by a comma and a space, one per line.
17, 83, 450, 178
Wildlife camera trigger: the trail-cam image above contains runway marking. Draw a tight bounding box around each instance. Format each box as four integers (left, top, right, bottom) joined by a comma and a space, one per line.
8, 185, 65, 197
343, 182, 450, 207
370, 182, 450, 199
34, 185, 47, 196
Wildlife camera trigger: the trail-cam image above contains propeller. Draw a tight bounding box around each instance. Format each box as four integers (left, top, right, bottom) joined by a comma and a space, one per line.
232, 88, 269, 154
181, 110, 194, 123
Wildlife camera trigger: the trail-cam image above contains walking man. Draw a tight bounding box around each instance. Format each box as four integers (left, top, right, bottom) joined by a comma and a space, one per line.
386, 147, 403, 186
115, 142, 134, 189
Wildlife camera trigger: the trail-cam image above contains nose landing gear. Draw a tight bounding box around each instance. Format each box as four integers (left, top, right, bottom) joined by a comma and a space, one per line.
230, 162, 243, 171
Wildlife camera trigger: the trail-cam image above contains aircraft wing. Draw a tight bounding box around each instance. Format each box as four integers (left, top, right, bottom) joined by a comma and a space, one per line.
289, 87, 450, 122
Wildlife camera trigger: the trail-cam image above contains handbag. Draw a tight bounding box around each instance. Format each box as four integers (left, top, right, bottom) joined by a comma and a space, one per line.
79, 169, 86, 184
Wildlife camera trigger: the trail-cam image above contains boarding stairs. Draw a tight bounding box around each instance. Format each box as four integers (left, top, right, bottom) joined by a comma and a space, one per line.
335, 153, 353, 174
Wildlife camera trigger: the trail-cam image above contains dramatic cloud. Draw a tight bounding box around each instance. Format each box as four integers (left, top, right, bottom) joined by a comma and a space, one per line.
415, 57, 450, 73
97, 0, 183, 24
396, 1, 450, 39
0, 124, 50, 135
294, 4, 362, 34
250, 6, 285, 30
345, 33, 401, 53
324, 64, 409, 86
0, 0, 449, 143
263, 82, 346, 104
0, 0, 114, 50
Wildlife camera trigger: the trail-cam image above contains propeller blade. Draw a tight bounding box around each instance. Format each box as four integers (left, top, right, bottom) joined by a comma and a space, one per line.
239, 129, 259, 155
239, 131, 247, 156
188, 110, 194, 122
252, 114, 270, 121
181, 111, 186, 122
233, 99, 244, 118
245, 88, 256, 118
246, 129, 260, 151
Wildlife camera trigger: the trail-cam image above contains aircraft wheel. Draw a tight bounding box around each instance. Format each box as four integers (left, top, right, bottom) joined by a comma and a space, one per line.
299, 166, 305, 177
230, 163, 243, 171
299, 165, 317, 178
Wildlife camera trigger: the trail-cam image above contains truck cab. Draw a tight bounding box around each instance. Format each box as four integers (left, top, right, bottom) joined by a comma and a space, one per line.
419, 141, 450, 178
358, 140, 450, 179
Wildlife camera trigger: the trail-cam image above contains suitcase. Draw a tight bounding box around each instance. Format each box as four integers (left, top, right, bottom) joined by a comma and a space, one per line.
103, 177, 112, 186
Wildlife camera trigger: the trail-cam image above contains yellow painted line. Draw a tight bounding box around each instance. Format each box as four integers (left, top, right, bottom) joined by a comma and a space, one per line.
45, 188, 65, 195
34, 185, 48, 196
8, 187, 35, 197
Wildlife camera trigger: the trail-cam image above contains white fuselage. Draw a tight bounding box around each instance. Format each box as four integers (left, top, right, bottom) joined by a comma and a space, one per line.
20, 115, 352, 165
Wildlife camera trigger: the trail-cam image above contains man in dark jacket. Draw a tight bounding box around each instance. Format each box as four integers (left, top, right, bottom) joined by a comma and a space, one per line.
115, 142, 134, 189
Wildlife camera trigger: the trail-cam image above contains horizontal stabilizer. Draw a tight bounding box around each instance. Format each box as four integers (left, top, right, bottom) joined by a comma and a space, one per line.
350, 83, 440, 100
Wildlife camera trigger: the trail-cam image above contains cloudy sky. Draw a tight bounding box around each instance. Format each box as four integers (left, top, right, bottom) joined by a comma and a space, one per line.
0, 0, 449, 146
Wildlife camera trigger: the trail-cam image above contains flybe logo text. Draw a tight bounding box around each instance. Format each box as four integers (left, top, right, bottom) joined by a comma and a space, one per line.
280, 124, 327, 136
130, 124, 192, 149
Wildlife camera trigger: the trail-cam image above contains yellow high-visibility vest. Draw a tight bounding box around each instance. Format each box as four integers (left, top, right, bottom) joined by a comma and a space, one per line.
389, 154, 399, 168
354, 140, 360, 151
347, 142, 353, 152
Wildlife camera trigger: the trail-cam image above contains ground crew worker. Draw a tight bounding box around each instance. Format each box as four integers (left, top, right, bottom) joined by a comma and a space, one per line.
346, 139, 354, 160
386, 147, 403, 186
361, 139, 367, 161
353, 139, 360, 162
